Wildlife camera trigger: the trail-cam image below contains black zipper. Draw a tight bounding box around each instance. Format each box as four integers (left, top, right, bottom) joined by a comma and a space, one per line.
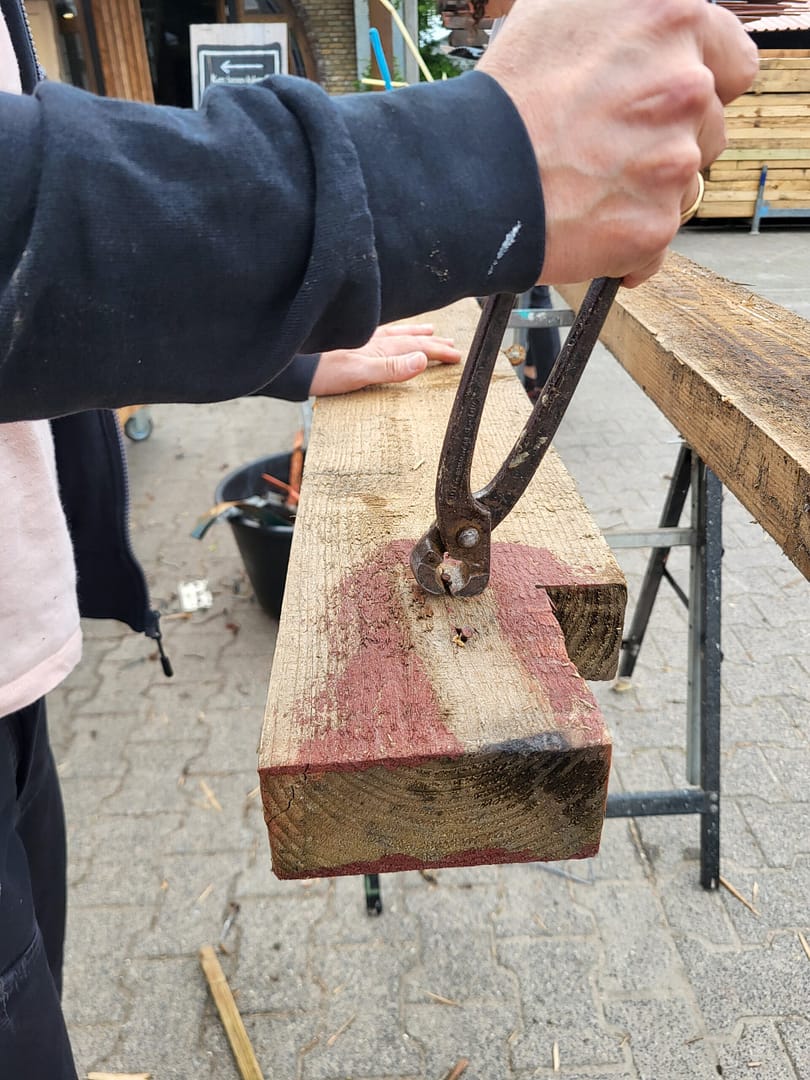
1, 0, 42, 92
109, 411, 174, 677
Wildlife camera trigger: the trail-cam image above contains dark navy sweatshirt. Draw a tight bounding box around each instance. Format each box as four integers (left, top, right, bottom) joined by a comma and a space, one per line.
0, 0, 545, 642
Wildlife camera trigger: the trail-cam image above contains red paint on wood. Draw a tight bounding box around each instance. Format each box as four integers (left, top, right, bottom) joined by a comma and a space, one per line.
274, 840, 601, 879
282, 540, 463, 773
490, 543, 607, 746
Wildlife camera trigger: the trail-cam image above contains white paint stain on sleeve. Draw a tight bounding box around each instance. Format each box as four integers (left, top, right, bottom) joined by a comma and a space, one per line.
487, 221, 522, 277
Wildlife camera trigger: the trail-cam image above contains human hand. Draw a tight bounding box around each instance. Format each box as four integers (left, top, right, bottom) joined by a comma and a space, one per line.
478, 0, 759, 287
308, 323, 462, 396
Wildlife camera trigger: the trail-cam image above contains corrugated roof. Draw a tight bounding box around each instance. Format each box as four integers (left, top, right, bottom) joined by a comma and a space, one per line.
717, 0, 810, 22
745, 12, 810, 30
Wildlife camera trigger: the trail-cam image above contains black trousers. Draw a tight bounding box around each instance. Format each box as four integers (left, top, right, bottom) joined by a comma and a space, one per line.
0, 697, 77, 1079
522, 285, 561, 400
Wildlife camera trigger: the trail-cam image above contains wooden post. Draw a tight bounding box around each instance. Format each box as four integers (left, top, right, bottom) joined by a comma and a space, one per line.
259, 299, 624, 879
83, 0, 154, 103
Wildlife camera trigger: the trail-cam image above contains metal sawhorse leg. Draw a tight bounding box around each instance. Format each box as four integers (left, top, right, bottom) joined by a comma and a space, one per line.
604, 443, 723, 889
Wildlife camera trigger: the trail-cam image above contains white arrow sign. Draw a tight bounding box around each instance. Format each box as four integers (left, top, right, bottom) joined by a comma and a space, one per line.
220, 59, 265, 73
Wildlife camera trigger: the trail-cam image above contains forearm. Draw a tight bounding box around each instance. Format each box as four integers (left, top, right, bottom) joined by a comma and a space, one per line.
0, 72, 543, 421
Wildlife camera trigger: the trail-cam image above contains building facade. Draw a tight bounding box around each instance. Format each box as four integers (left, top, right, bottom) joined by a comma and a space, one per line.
28, 0, 419, 103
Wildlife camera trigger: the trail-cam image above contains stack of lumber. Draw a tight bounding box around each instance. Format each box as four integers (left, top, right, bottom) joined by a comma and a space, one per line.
718, 1, 810, 21
700, 48, 810, 219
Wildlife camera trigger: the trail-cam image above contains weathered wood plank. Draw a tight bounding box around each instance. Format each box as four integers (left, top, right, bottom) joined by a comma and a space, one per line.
559, 253, 810, 579
259, 299, 624, 878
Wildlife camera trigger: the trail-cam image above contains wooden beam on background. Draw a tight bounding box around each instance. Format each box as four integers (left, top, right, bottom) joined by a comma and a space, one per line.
84, 0, 154, 102
559, 252, 810, 580
259, 299, 625, 879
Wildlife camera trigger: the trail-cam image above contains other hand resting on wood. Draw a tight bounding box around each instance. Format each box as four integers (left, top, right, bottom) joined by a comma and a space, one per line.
309, 324, 462, 397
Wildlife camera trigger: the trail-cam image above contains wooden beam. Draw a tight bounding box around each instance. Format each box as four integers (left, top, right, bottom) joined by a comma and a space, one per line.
85, 0, 154, 103
559, 253, 810, 580
259, 299, 624, 878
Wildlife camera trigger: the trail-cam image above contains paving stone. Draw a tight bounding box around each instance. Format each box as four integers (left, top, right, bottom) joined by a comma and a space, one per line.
234, 893, 325, 1013
777, 1018, 810, 1080
604, 998, 717, 1080
739, 798, 810, 868
189, 704, 268, 775
235, 839, 332, 900
114, 740, 213, 814
68, 812, 186, 908
403, 886, 513, 1005
676, 935, 810, 1032
658, 865, 738, 947
631, 797, 767, 876
131, 850, 246, 957
304, 944, 423, 1079
587, 818, 649, 884
514, 1074, 636, 1080
612, 748, 677, 796
111, 955, 229, 1080
311, 874, 419, 946
716, 858, 810, 945
496, 938, 624, 1069
490, 862, 596, 939
715, 1020, 800, 1080
167, 770, 262, 854
246, 1012, 324, 1080
66, 1024, 121, 1075
58, 772, 123, 818
577, 882, 685, 997
57, 726, 136, 779
761, 746, 810, 801
63, 905, 152, 1028
404, 1002, 518, 1080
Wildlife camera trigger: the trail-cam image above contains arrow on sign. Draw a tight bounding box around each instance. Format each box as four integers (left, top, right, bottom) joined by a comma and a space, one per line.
220, 59, 265, 74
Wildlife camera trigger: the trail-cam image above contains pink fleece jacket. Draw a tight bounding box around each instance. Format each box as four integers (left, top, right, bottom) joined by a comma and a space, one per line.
0, 11, 82, 716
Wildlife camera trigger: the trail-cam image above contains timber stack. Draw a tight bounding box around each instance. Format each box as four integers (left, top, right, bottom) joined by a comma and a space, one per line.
699, 2, 810, 220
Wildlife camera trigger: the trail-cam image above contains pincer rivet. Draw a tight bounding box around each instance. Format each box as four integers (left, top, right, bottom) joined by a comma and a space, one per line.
457, 527, 480, 548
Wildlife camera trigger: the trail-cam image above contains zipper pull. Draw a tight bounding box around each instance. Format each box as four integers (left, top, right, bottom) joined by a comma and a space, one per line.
149, 612, 174, 677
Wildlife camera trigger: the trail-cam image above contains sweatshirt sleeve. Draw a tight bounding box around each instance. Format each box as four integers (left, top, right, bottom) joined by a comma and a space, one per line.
0, 71, 543, 421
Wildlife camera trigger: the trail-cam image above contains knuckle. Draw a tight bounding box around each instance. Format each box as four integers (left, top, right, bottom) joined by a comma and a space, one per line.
665, 66, 715, 120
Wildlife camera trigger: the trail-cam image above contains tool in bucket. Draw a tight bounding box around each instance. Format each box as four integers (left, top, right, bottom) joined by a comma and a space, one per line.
409, 277, 620, 597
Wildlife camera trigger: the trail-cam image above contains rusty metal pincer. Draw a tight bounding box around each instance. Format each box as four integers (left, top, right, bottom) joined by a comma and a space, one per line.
410, 277, 620, 597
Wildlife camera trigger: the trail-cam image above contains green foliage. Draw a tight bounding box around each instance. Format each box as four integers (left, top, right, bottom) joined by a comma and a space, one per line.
418, 0, 463, 80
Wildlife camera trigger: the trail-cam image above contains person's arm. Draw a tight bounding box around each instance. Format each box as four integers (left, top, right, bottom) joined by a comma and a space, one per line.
0, 0, 757, 423
0, 71, 540, 421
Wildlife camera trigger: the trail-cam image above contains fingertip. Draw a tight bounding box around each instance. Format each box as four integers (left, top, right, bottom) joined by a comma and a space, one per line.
405, 351, 429, 374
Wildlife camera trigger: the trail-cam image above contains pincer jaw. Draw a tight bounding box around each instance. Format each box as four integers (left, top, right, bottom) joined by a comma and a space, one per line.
409, 523, 490, 597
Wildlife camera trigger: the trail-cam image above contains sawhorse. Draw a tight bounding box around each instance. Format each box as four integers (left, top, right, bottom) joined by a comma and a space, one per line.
362, 441, 723, 913
603, 442, 722, 891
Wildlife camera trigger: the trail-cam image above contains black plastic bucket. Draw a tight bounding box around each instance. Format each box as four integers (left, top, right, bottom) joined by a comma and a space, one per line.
214, 451, 300, 619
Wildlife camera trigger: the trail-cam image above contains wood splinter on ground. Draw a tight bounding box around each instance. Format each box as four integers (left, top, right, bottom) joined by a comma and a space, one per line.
444, 1059, 469, 1080
199, 944, 264, 1080
719, 875, 761, 917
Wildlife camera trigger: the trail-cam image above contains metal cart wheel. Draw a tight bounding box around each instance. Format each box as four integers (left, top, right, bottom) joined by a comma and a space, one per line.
123, 408, 153, 441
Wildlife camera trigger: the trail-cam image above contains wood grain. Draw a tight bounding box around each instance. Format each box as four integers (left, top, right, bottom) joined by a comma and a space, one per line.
559, 252, 810, 579
86, 0, 154, 103
259, 299, 623, 878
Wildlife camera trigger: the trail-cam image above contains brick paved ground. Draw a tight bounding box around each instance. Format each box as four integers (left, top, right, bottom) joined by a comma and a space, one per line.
51, 226, 809, 1079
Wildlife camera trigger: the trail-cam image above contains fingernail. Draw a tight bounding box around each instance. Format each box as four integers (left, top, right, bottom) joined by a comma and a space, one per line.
405, 352, 426, 372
